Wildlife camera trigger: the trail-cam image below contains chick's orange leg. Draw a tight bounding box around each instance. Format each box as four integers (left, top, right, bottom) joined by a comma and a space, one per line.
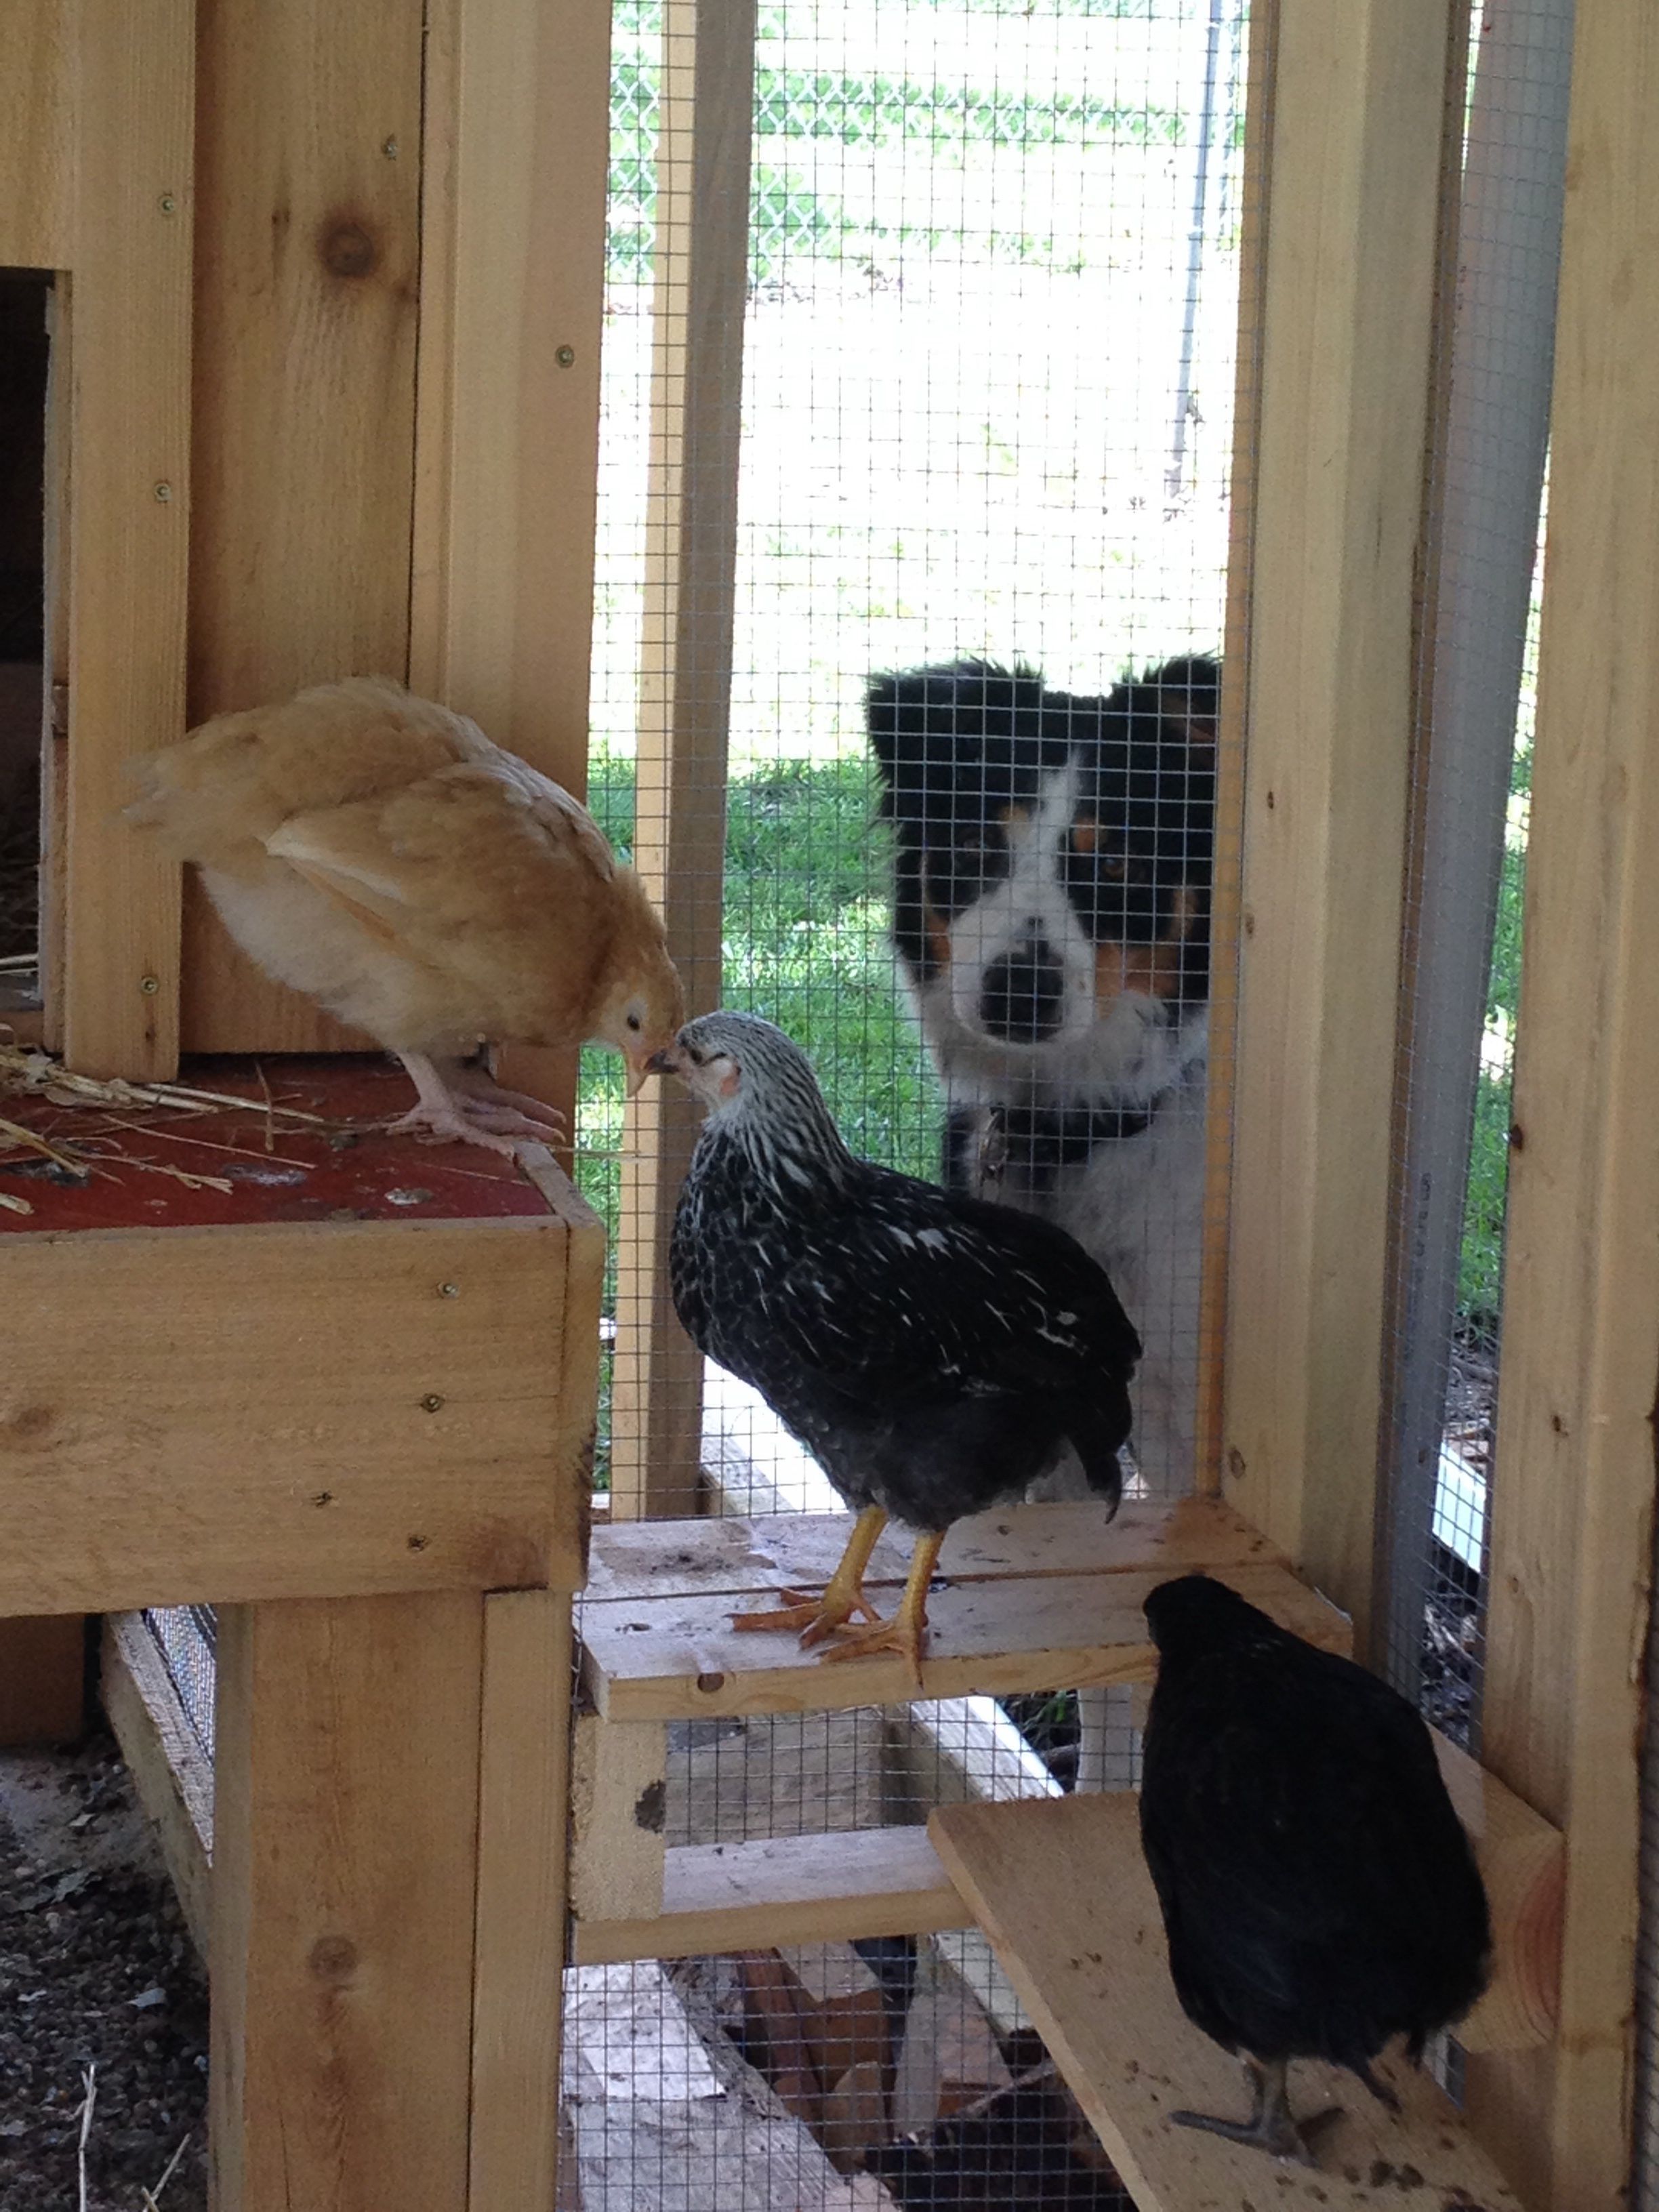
731, 1506, 889, 1641
816, 1530, 943, 1687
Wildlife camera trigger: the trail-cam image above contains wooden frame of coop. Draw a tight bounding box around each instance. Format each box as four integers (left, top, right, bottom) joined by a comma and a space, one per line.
1, 1, 1653, 2208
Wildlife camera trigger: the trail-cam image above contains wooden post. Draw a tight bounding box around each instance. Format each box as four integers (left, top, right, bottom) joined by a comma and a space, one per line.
468, 1590, 573, 2212
1460, 9, 1659, 2203
610, 0, 758, 1519
410, 0, 614, 1130
60, 0, 194, 1080
182, 0, 425, 1052
209, 1593, 484, 2212
1219, 0, 1454, 1645
1193, 0, 1275, 1494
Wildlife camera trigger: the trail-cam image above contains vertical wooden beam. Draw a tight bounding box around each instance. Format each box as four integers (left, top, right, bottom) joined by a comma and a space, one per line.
1462, 9, 1659, 2203
1193, 0, 1276, 1495
39, 276, 70, 1053
0, 1616, 83, 1746
0, 0, 72, 268
468, 1590, 573, 2212
610, 0, 757, 1519
411, 0, 614, 1126
210, 1593, 483, 2212
182, 0, 424, 1053
61, 0, 194, 1079
1219, 0, 1453, 1645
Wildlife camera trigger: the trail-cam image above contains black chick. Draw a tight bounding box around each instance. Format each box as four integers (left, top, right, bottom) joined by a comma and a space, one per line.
1139, 1574, 1491, 2167
655, 1010, 1141, 1675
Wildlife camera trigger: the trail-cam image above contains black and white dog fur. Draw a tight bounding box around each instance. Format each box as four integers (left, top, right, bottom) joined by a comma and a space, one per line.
867, 654, 1218, 1494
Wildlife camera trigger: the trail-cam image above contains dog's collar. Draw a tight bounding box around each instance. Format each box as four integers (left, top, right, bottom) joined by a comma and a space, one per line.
979, 1094, 1169, 1179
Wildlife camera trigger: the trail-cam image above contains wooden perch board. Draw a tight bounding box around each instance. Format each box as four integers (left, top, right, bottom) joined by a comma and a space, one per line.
578, 1498, 1348, 1723
929, 1793, 1528, 2212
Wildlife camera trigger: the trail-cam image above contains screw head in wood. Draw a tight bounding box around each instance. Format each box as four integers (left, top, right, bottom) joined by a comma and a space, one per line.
382, 136, 399, 159
158, 192, 177, 214
420, 1393, 445, 1412
152, 482, 172, 502
438, 1281, 459, 1298
138, 975, 159, 995
556, 344, 576, 367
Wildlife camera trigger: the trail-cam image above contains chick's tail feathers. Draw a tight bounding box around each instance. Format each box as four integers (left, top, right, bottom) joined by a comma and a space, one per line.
1059, 1387, 1133, 1515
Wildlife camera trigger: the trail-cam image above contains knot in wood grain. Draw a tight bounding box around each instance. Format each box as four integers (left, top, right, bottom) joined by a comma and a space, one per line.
319, 218, 379, 279
308, 1935, 359, 1983
0, 1404, 54, 1446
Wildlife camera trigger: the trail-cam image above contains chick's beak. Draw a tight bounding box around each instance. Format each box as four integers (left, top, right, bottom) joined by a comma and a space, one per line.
632, 1041, 682, 1094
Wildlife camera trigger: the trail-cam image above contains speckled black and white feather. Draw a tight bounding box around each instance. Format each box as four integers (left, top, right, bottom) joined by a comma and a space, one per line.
668, 1011, 1141, 1533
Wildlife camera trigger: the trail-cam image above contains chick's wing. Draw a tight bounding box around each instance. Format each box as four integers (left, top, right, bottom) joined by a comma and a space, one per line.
267, 764, 605, 928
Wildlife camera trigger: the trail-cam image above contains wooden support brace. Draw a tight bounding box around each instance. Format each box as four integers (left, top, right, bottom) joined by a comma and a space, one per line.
573, 1825, 967, 1967
469, 1589, 573, 2212
184, 0, 424, 1052
570, 1711, 669, 1925
610, 0, 758, 1519
1460, 3, 1659, 2200
209, 1593, 483, 2212
1221, 0, 1456, 1645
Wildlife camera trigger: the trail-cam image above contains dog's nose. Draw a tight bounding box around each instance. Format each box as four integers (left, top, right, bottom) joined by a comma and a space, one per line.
979, 941, 1066, 1042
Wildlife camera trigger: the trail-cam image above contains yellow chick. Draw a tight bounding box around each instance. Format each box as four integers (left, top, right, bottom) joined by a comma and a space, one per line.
127, 677, 683, 1152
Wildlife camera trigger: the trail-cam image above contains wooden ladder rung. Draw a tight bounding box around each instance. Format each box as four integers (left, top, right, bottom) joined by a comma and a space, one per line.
572, 1824, 968, 1965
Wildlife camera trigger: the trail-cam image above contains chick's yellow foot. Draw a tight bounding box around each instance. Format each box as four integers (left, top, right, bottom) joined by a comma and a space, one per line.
730, 1586, 883, 1638
815, 1529, 943, 1686
728, 1504, 892, 1645
815, 1610, 928, 1683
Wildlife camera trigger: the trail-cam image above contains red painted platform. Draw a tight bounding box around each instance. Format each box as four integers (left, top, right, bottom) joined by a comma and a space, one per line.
0, 1056, 560, 1232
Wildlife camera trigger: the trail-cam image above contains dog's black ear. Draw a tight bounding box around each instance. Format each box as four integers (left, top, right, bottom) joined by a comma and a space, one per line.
1140, 654, 1221, 748
865, 672, 907, 783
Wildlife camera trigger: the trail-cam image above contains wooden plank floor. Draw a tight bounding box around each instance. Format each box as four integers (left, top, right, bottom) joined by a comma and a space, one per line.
929, 1794, 1528, 2212
578, 1500, 1349, 1722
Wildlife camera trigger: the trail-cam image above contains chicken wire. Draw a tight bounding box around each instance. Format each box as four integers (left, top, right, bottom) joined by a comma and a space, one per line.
572, 1, 1247, 2202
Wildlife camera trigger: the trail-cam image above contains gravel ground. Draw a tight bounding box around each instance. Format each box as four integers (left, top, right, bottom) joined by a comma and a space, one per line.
0, 1734, 208, 2212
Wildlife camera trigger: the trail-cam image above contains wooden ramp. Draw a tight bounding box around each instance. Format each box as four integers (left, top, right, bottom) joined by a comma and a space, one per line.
928, 1793, 1528, 2212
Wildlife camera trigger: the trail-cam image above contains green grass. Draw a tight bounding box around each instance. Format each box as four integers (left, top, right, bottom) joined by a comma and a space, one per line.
1458, 739, 1531, 1333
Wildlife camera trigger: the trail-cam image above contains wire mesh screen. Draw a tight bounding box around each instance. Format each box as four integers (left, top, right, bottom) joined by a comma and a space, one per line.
586, 0, 1245, 1516
1378, 0, 1568, 1767
569, 0, 1248, 2200
140, 1607, 218, 1760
